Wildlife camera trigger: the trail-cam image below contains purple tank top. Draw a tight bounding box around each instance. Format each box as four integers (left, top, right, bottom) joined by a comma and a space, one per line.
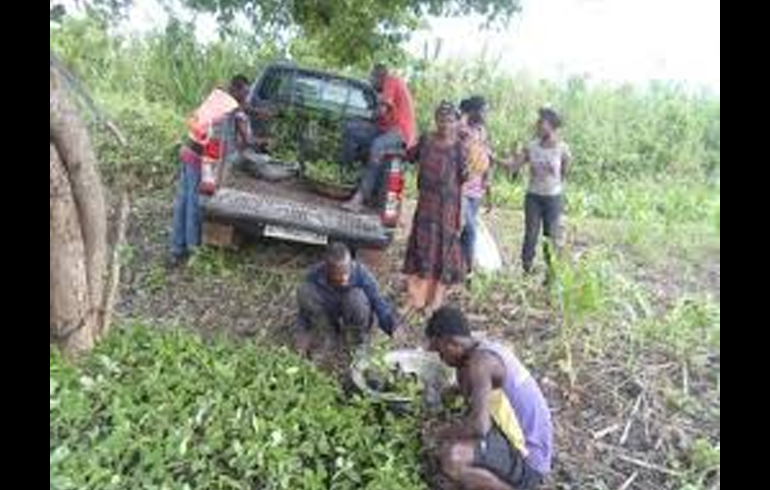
479, 340, 554, 475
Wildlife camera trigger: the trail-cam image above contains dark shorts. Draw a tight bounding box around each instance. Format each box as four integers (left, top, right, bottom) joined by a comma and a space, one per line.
474, 426, 544, 489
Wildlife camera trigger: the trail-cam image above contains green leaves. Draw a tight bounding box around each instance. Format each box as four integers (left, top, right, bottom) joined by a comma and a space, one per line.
635, 296, 721, 363
50, 325, 427, 490
173, 0, 522, 66
305, 160, 358, 186
411, 63, 720, 186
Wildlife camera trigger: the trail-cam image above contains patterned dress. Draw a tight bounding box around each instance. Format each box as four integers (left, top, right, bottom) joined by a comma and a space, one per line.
403, 133, 466, 285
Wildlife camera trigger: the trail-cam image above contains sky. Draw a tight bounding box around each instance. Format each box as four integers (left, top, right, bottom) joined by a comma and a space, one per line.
119, 0, 720, 91
408, 0, 721, 90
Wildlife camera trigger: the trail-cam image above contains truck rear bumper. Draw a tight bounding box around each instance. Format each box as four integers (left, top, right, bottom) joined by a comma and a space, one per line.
202, 188, 393, 249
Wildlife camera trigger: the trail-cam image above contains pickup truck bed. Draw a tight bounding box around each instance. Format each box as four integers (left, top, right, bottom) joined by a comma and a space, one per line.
203, 169, 391, 249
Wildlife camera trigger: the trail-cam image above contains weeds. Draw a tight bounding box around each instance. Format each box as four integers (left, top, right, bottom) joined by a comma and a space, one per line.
634, 296, 721, 364
188, 247, 238, 279
50, 325, 427, 490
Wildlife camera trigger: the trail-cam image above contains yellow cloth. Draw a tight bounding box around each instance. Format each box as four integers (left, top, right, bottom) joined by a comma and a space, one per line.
488, 389, 529, 457
463, 125, 491, 177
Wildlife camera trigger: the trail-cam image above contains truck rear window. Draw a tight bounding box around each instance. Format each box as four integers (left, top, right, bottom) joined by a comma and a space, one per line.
256, 68, 375, 119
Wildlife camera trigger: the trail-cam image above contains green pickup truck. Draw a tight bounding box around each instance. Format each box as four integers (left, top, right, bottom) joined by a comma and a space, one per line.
202, 62, 405, 252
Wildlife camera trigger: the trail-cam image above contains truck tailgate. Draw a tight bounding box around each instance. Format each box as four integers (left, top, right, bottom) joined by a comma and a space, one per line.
203, 180, 391, 248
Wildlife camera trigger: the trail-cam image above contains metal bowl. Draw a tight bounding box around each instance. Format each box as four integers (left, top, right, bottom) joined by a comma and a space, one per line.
241, 148, 272, 166
258, 161, 300, 181
242, 149, 299, 181
350, 349, 456, 407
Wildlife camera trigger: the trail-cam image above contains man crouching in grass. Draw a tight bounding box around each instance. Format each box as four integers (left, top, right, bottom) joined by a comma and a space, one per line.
426, 307, 554, 490
295, 242, 400, 360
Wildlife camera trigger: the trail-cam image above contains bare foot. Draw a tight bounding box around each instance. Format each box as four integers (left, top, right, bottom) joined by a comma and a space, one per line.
342, 192, 364, 212
425, 303, 444, 319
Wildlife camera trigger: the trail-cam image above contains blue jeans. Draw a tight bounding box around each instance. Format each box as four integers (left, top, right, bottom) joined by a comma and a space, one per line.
171, 163, 202, 257
360, 130, 404, 204
341, 119, 378, 166
461, 196, 482, 272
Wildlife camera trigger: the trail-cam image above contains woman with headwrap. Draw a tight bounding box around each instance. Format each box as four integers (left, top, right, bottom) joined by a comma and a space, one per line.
403, 101, 467, 315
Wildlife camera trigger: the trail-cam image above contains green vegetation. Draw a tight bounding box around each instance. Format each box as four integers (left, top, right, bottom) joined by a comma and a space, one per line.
51, 16, 720, 211
50, 325, 426, 490
304, 160, 359, 186
53, 0, 522, 66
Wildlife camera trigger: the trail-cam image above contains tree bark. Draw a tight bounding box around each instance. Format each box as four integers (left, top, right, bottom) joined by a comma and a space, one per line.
50, 143, 94, 354
50, 67, 108, 328
50, 63, 113, 356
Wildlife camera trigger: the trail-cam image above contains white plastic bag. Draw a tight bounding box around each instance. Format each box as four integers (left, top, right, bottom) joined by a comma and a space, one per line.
474, 218, 503, 272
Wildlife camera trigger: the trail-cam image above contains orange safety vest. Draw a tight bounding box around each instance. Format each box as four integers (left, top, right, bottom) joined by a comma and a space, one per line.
187, 88, 240, 160
188, 88, 239, 195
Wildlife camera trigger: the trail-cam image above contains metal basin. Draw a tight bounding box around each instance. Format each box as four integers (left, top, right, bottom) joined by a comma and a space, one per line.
350, 349, 456, 407
242, 149, 299, 181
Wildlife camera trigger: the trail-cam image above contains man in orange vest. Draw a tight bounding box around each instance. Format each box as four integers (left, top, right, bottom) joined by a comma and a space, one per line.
169, 75, 252, 266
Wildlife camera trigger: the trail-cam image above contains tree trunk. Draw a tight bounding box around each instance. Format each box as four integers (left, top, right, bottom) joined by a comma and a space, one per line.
50, 63, 113, 356
50, 143, 94, 354
50, 67, 108, 328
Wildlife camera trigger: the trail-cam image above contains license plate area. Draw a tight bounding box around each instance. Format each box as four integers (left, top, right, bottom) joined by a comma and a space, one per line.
263, 224, 328, 245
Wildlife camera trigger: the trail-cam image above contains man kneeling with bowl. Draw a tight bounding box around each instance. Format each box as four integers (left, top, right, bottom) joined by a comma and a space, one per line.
426, 307, 554, 490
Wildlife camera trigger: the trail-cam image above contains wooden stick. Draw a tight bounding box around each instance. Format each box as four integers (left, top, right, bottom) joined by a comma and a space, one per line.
682, 362, 690, 397
596, 441, 684, 478
100, 192, 130, 336
616, 454, 682, 477
618, 471, 638, 490
642, 395, 651, 444
620, 394, 643, 446
593, 423, 621, 441
104, 119, 128, 148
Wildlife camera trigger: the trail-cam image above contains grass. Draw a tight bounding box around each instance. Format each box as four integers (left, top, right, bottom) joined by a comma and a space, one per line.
491, 175, 721, 226
680, 438, 721, 489
142, 263, 168, 294
549, 247, 617, 386
412, 58, 720, 182
634, 296, 720, 364
463, 231, 718, 384
188, 247, 239, 279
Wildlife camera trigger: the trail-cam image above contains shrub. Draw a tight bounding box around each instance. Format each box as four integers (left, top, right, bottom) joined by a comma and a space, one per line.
50, 325, 427, 490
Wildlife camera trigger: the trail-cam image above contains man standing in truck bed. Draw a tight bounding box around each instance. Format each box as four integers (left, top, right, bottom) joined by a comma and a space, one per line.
344, 64, 417, 212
